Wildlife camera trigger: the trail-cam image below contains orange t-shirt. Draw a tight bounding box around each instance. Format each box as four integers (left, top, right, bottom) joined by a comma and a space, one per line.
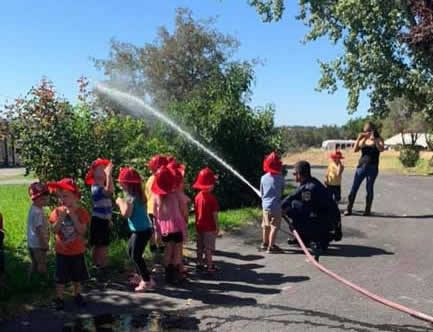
49, 206, 90, 255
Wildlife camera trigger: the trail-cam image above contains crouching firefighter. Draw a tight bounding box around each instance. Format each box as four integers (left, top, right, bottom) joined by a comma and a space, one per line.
282, 161, 342, 261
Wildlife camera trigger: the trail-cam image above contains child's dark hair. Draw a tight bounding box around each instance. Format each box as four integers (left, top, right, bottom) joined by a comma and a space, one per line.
124, 182, 146, 203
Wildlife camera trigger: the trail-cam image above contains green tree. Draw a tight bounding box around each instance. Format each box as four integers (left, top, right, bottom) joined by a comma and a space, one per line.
248, 1, 433, 118
94, 8, 281, 209
342, 117, 370, 139
93, 8, 239, 110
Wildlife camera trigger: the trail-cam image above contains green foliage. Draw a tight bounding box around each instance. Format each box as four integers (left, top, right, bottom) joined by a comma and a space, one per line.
399, 145, 421, 167
342, 117, 371, 140
381, 97, 431, 143
248, 0, 285, 22
248, 1, 433, 119
3, 79, 174, 239
93, 8, 240, 110
167, 61, 281, 208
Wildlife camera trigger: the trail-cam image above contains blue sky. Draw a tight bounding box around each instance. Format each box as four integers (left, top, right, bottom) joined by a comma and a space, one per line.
0, 0, 368, 126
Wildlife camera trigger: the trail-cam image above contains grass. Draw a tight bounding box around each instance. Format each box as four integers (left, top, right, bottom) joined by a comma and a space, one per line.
283, 148, 433, 175
0, 184, 275, 319
0, 174, 37, 181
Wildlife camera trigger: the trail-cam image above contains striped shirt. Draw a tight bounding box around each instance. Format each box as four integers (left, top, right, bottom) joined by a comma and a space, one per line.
91, 184, 112, 220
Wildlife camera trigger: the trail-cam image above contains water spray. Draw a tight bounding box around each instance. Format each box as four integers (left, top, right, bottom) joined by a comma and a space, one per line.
94, 83, 433, 325
95, 83, 261, 197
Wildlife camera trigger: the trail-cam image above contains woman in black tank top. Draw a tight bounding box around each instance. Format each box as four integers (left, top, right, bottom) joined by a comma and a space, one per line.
345, 122, 384, 216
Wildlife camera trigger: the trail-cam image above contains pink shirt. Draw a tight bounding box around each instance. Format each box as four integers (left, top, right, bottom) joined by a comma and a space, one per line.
153, 192, 186, 239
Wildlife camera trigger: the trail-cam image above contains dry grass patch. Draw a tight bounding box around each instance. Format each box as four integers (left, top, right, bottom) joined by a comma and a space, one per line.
283, 149, 433, 175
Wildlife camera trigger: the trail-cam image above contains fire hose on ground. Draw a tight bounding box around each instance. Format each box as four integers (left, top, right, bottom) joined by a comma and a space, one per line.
286, 224, 433, 324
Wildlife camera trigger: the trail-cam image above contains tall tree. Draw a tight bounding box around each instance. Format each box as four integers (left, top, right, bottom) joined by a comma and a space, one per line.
93, 8, 239, 109
382, 97, 430, 145
248, 1, 433, 117
93, 8, 281, 208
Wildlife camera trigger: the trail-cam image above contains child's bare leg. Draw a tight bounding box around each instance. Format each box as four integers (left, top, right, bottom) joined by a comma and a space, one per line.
269, 226, 278, 249
72, 282, 81, 296
262, 226, 270, 245
155, 232, 162, 247
205, 249, 213, 270
196, 247, 204, 266
174, 243, 183, 266
38, 251, 47, 274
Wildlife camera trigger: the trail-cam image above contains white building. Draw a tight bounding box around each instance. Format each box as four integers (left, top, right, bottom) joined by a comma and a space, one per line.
384, 133, 432, 149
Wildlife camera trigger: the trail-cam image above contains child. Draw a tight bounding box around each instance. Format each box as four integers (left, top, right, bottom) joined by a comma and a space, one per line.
0, 212, 4, 286
115, 167, 154, 292
260, 152, 284, 253
145, 155, 167, 253
152, 165, 186, 284
27, 182, 50, 281
167, 160, 189, 276
48, 178, 90, 311
192, 167, 219, 273
324, 151, 344, 203
85, 159, 113, 272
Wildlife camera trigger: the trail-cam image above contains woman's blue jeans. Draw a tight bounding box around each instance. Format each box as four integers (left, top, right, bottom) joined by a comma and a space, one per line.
348, 165, 379, 203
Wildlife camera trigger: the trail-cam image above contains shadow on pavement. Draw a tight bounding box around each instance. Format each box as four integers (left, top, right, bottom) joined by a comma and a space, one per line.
195, 303, 432, 332
213, 250, 265, 261
212, 260, 310, 285
286, 243, 393, 258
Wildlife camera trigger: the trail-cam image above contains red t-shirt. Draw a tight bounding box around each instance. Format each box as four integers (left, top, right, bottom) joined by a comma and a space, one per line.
49, 206, 90, 255
194, 191, 219, 232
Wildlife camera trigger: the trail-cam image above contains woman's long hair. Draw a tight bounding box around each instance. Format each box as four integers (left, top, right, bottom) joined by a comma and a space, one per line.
365, 121, 381, 139
124, 182, 146, 203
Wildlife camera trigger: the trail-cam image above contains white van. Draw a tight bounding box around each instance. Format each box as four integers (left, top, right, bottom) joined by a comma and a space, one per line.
321, 139, 356, 150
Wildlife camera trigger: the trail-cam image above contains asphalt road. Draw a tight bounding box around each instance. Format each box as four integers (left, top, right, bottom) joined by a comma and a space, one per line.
1, 168, 433, 331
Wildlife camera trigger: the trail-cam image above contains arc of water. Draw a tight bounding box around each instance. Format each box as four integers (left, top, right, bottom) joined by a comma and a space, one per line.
95, 83, 261, 198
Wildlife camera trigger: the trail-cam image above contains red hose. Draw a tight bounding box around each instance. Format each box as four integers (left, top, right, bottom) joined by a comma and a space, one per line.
292, 230, 433, 324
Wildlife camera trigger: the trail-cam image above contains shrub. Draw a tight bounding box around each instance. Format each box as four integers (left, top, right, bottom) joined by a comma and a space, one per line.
399, 146, 421, 167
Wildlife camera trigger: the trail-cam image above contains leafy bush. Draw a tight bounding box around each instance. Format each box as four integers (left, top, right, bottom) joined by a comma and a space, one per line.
399, 146, 421, 167
3, 80, 173, 239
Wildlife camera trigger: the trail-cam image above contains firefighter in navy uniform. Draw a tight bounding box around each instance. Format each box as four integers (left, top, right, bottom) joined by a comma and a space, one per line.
282, 161, 342, 261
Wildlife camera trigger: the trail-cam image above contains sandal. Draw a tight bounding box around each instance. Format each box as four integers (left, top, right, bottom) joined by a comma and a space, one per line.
129, 274, 141, 285
134, 278, 155, 292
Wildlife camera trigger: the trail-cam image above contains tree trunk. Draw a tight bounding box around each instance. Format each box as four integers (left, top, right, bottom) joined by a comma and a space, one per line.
425, 133, 433, 151
11, 138, 15, 167
3, 138, 8, 167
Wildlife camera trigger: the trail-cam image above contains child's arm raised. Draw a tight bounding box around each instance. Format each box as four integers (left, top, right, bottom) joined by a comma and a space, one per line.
337, 162, 345, 176
104, 163, 114, 195
51, 209, 66, 234
116, 197, 133, 218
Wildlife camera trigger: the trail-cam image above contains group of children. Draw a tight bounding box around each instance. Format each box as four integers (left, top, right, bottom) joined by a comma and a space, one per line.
0, 155, 219, 310
0, 150, 342, 311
